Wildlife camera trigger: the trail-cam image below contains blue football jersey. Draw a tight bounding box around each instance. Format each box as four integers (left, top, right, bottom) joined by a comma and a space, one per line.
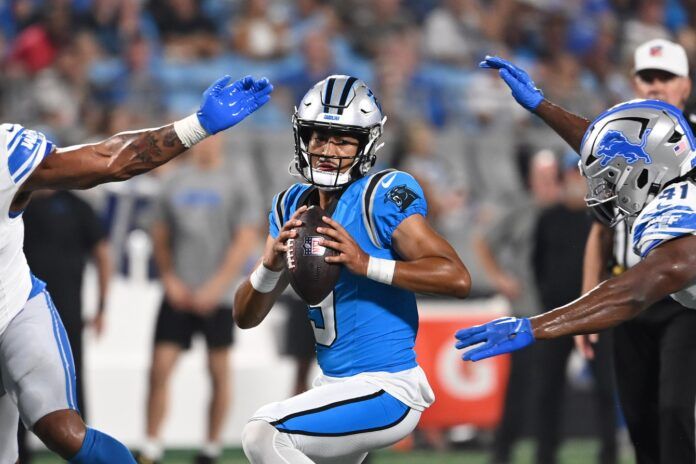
269, 170, 428, 377
632, 179, 696, 308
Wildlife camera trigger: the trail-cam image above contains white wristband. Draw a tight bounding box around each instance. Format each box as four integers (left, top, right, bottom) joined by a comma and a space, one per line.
250, 264, 282, 293
173, 113, 209, 148
366, 257, 396, 285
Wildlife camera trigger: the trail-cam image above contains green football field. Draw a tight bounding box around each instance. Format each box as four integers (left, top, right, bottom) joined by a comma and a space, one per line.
32, 440, 635, 463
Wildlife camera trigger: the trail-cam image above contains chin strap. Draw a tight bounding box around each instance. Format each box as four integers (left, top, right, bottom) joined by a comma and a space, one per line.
288, 160, 302, 179
645, 166, 670, 205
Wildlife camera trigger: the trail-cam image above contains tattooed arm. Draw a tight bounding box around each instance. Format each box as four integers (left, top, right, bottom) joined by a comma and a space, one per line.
21, 125, 185, 191
19, 75, 273, 194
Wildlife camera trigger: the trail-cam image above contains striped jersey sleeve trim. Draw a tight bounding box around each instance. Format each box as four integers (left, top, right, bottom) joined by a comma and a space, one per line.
7, 127, 26, 156
7, 130, 53, 185
361, 169, 395, 249
273, 187, 290, 232
13, 140, 52, 184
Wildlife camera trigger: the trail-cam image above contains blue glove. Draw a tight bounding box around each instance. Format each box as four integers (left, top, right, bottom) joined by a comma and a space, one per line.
196, 75, 274, 134
454, 317, 535, 362
479, 55, 544, 111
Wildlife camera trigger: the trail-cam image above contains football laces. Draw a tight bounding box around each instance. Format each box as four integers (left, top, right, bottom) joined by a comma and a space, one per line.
286, 238, 296, 269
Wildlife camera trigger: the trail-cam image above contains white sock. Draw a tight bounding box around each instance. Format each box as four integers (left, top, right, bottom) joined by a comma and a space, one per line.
141, 439, 163, 460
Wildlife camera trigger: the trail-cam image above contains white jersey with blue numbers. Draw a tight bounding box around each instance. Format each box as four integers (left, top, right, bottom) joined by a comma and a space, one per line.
632, 179, 696, 308
270, 169, 435, 410
0, 123, 54, 335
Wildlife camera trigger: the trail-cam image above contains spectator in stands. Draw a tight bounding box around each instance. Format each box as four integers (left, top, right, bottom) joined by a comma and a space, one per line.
400, 119, 467, 231
6, 6, 73, 75
0, 0, 42, 39
373, 29, 447, 127
92, 33, 164, 125
422, 0, 483, 66
75, 0, 142, 54
19, 190, 112, 463
148, 0, 219, 59
230, 0, 289, 60
465, 62, 531, 199
137, 135, 262, 464
622, 0, 671, 62
287, 0, 337, 50
338, 0, 415, 59
276, 28, 340, 109
31, 42, 90, 144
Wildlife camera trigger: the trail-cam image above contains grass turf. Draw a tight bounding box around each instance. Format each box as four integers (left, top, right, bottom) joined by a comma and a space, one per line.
31, 439, 635, 463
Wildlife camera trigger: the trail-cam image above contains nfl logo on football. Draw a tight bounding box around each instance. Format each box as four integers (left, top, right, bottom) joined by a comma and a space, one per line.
303, 236, 326, 256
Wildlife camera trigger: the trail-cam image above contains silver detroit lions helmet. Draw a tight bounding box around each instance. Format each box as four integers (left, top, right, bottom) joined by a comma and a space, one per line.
580, 99, 696, 226
291, 75, 385, 190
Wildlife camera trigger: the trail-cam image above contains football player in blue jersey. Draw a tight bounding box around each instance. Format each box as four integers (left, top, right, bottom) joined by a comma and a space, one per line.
0, 75, 272, 463
454, 100, 696, 367
234, 75, 471, 463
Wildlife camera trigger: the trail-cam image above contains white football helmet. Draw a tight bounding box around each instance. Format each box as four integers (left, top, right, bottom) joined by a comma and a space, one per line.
580, 99, 696, 226
291, 75, 385, 190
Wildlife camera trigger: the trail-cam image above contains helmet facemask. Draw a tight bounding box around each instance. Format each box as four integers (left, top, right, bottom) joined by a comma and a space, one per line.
584, 173, 622, 227
292, 115, 384, 190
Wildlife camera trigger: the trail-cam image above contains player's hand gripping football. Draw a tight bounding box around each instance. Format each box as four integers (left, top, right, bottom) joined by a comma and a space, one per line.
479, 55, 544, 111
454, 317, 535, 361
263, 205, 308, 271
318, 216, 369, 276
196, 75, 274, 134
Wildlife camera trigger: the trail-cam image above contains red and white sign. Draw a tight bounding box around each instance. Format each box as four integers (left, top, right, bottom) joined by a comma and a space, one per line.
415, 301, 511, 429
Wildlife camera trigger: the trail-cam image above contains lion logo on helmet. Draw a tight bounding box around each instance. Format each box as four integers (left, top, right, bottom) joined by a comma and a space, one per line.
596, 129, 653, 167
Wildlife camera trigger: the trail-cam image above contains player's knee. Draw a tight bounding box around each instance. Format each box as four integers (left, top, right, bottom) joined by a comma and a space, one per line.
242, 420, 278, 461
241, 420, 267, 454
33, 409, 86, 459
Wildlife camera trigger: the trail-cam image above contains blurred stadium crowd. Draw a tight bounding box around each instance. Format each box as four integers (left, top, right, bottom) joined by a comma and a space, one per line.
3, 0, 696, 289
4, 0, 696, 460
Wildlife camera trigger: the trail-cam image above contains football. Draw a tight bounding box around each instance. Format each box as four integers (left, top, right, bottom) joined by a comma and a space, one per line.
286, 205, 341, 305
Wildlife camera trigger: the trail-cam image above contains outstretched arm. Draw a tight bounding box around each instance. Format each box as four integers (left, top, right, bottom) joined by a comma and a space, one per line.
22, 75, 273, 191
480, 56, 590, 152
532, 234, 696, 338
23, 125, 186, 190
535, 101, 590, 152
456, 234, 696, 360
